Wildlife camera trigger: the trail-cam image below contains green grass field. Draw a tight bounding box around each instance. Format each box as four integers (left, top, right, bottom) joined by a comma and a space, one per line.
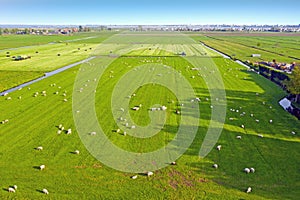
0, 32, 299, 199
190, 32, 300, 64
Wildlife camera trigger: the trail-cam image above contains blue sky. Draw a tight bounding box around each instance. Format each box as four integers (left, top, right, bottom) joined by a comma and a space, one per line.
1, 0, 299, 25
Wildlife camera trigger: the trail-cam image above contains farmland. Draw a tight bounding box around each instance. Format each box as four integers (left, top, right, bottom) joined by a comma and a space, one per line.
0, 32, 299, 199
190, 32, 300, 64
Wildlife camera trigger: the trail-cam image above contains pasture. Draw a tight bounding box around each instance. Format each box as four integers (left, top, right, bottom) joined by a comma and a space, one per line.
0, 31, 299, 199
190, 32, 300, 64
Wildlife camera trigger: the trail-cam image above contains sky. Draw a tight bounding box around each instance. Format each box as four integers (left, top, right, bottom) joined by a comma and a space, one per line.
1, 0, 299, 25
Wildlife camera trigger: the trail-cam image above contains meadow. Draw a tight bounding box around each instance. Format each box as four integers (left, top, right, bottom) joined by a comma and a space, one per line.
0, 31, 299, 199
190, 32, 300, 64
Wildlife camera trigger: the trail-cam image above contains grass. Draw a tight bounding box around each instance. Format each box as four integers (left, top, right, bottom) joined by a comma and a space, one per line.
0, 32, 299, 199
191, 33, 300, 64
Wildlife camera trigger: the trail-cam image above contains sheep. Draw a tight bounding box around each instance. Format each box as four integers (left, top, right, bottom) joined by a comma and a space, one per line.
132, 107, 140, 111
57, 130, 62, 134
61, 127, 65, 131
63, 99, 68, 102
125, 123, 129, 127
210, 105, 214, 109
13, 185, 17, 190
229, 117, 234, 121
131, 175, 138, 179
258, 134, 264, 138
241, 125, 245, 129
36, 146, 43, 151
42, 188, 49, 194
18, 96, 22, 99
74, 150, 80, 154
213, 164, 218, 169
195, 97, 201, 102
131, 125, 136, 129
161, 106, 167, 111
269, 119, 273, 123
147, 171, 153, 176
250, 167, 255, 173
6, 97, 12, 100
255, 119, 260, 123
116, 129, 120, 133
246, 187, 252, 193
250, 114, 254, 117
58, 124, 63, 129
8, 187, 15, 193
40, 165, 45, 170
90, 132, 96, 136
66, 129, 72, 135
236, 135, 242, 139
291, 131, 296, 135
171, 161, 176, 165
244, 168, 250, 173
123, 132, 127, 136
3, 92, 8, 96
216, 145, 222, 151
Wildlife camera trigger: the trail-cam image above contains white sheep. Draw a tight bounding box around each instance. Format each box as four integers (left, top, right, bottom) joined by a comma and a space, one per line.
229, 118, 234, 121
90, 132, 96, 136
3, 92, 8, 96
131, 175, 138, 179
131, 125, 136, 129
61, 127, 65, 131
74, 150, 80, 154
116, 129, 120, 133
40, 165, 45, 170
216, 145, 222, 151
6, 97, 12, 100
36, 146, 43, 151
258, 134, 264, 138
291, 131, 296, 135
147, 171, 154, 176
213, 164, 218, 168
250, 167, 255, 173
58, 124, 63, 129
63, 99, 68, 102
66, 129, 72, 135
8, 187, 15, 193
42, 188, 49, 194
255, 119, 260, 123
171, 161, 176, 165
236, 136, 242, 139
57, 130, 62, 134
269, 120, 273, 123
132, 106, 139, 111
246, 187, 252, 193
13, 185, 17, 190
241, 125, 245, 129
161, 106, 167, 111
250, 114, 254, 117
123, 132, 127, 136
244, 168, 250, 173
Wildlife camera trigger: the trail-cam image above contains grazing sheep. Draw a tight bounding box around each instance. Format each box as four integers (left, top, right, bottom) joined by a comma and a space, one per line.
58, 124, 63, 129
258, 134, 264, 138
13, 185, 17, 190
42, 188, 49, 195
250, 167, 255, 173
246, 187, 252, 193
216, 145, 222, 151
61, 127, 65, 131
210, 105, 214, 109
3, 93, 8, 96
18, 96, 22, 99
6, 97, 12, 100
250, 114, 254, 117
123, 132, 127, 136
57, 130, 62, 134
229, 118, 234, 121
131, 175, 138, 179
241, 125, 245, 129
131, 125, 136, 129
8, 187, 15, 193
269, 120, 273, 123
213, 164, 218, 168
63, 99, 68, 102
40, 165, 45, 170
255, 119, 260, 123
244, 168, 250, 173
36, 146, 43, 151
147, 171, 153, 176
171, 161, 176, 165
161, 106, 167, 111
291, 131, 296, 135
236, 136, 242, 139
116, 129, 120, 133
66, 129, 72, 135
90, 132, 96, 136
132, 107, 139, 111
74, 150, 80, 154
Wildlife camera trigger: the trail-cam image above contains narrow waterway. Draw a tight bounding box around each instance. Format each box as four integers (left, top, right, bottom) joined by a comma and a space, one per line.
0, 57, 95, 96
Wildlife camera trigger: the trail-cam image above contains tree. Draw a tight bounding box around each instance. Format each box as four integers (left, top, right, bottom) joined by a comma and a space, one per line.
0, 28, 2, 35
285, 66, 300, 103
79, 25, 83, 32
